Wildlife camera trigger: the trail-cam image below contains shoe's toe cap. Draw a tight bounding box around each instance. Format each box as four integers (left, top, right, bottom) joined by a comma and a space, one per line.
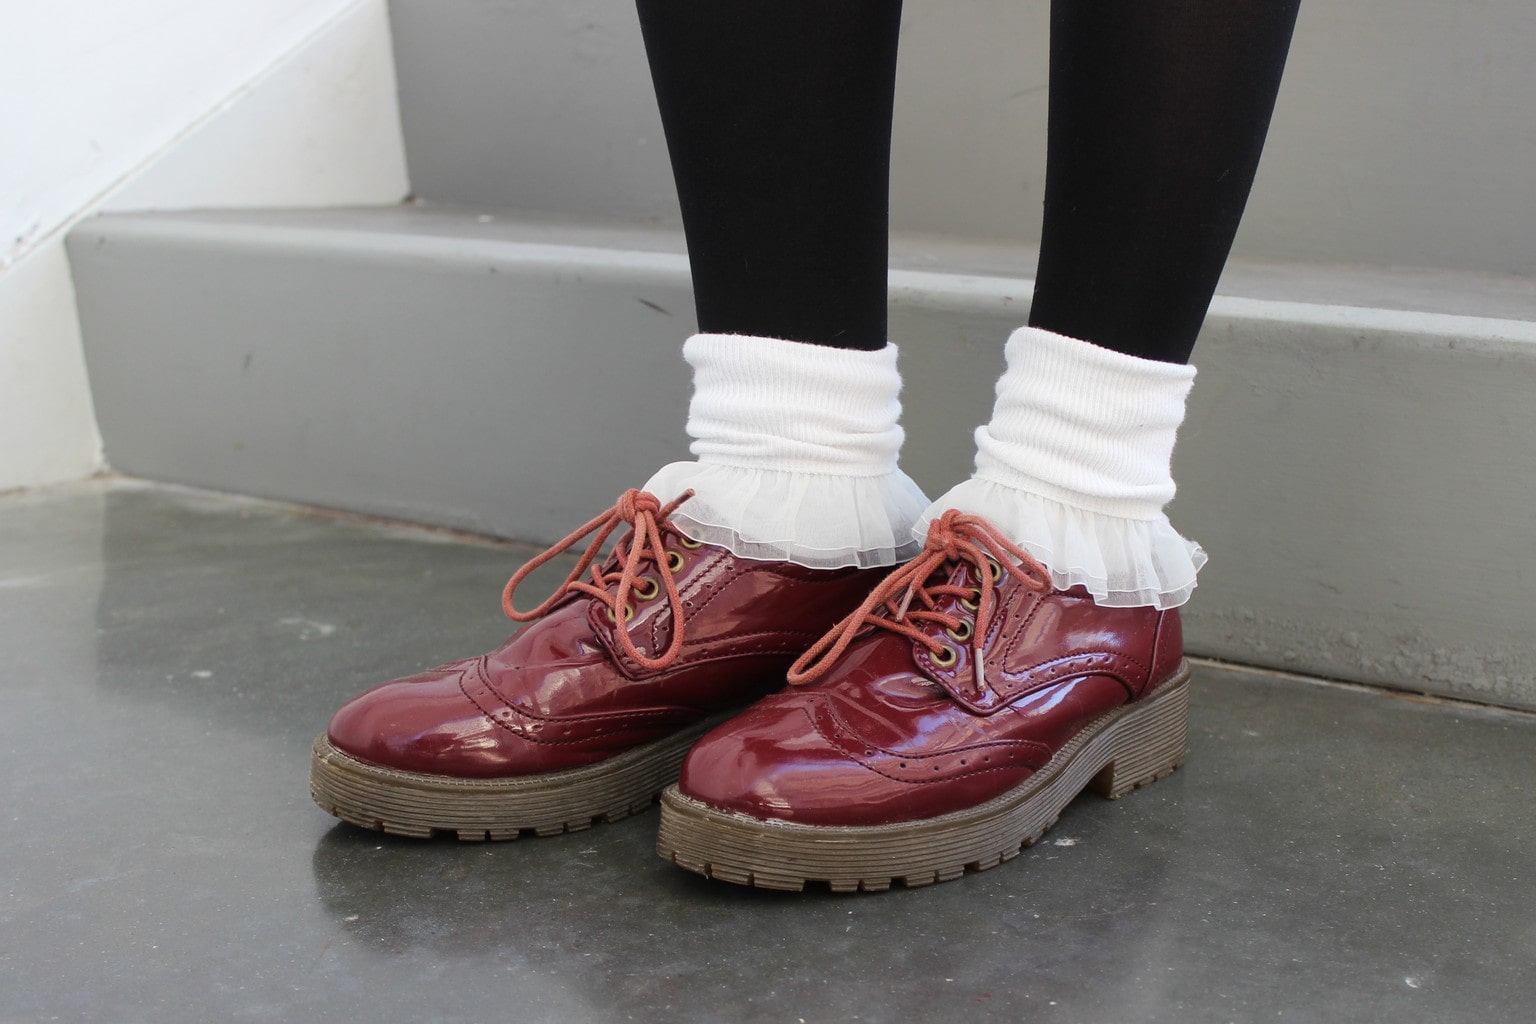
326, 663, 520, 778
677, 693, 908, 827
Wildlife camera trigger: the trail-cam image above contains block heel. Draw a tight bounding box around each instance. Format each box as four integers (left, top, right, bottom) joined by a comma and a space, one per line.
1089, 666, 1191, 799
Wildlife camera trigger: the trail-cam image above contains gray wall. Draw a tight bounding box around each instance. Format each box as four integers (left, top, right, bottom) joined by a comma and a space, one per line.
393, 0, 1536, 274
70, 2, 1536, 710
69, 210, 1536, 710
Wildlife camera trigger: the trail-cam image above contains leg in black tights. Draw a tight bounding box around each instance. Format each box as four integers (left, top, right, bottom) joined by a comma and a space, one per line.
636, 0, 901, 351
1028, 0, 1302, 365
638, 0, 1299, 361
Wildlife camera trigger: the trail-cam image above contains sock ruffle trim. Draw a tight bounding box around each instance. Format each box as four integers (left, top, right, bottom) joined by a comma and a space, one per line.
642, 461, 928, 569
917, 476, 1206, 609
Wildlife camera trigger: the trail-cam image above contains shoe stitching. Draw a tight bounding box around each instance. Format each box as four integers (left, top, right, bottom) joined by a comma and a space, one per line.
663, 548, 744, 624
992, 650, 1150, 702
932, 584, 1152, 707
810, 696, 1052, 785
996, 579, 1046, 675
1146, 611, 1172, 699
461, 658, 701, 746
624, 546, 741, 660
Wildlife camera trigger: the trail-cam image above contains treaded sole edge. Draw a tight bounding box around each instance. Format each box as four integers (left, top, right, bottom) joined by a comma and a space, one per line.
655, 662, 1191, 891
310, 712, 731, 840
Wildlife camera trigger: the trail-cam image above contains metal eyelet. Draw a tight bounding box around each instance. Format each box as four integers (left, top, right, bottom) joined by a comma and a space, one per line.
946, 620, 973, 642
666, 551, 685, 573
959, 588, 981, 612
930, 644, 958, 668
631, 576, 659, 601
985, 556, 1003, 580
604, 601, 635, 624
677, 534, 703, 550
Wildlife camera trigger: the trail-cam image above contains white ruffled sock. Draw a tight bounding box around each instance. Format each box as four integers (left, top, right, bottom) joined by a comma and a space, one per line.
919, 325, 1206, 608
643, 333, 929, 568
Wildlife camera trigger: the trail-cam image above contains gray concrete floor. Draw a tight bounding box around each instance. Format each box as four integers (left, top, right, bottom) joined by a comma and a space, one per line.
3, 479, 1532, 1023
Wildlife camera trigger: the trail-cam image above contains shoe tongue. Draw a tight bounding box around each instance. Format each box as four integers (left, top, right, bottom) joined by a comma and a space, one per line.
945, 558, 975, 587
908, 558, 980, 616
894, 558, 969, 619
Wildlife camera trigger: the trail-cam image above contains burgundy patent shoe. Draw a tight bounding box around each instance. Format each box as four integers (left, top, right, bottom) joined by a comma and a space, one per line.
656, 508, 1190, 891
310, 489, 887, 839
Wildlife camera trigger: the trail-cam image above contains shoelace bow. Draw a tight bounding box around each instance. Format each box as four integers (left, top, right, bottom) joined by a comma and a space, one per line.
787, 508, 1052, 690
501, 488, 696, 672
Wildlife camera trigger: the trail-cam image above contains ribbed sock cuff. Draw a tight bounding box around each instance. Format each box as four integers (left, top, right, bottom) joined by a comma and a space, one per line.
684, 333, 906, 477
641, 333, 927, 568
973, 326, 1196, 519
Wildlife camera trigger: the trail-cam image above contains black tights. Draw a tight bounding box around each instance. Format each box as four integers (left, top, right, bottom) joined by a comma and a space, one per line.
636, 0, 1300, 364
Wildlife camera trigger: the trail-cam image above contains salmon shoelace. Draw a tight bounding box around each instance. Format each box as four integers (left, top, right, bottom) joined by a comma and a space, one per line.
787, 508, 1052, 689
501, 488, 696, 672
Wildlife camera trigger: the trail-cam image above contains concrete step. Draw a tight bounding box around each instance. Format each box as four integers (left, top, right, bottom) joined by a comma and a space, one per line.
386, 0, 1536, 276
66, 203, 1536, 709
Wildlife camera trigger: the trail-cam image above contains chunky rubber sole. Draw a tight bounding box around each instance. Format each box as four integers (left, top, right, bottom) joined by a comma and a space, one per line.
656, 661, 1191, 892
310, 712, 731, 840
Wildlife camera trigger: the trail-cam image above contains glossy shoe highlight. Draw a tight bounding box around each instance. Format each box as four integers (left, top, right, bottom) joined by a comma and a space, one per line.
656, 508, 1190, 890
310, 489, 888, 839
